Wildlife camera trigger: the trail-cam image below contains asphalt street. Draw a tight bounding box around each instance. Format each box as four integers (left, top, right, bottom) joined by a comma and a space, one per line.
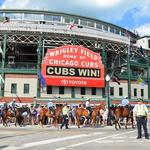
0, 125, 150, 150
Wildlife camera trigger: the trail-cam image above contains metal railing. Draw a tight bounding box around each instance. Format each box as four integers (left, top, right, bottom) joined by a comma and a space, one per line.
0, 22, 130, 44
0, 62, 37, 73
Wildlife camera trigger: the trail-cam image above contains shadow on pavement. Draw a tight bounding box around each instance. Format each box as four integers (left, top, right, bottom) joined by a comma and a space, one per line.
0, 145, 9, 149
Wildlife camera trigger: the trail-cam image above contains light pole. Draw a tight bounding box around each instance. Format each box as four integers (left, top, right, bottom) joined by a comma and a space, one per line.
105, 74, 111, 125
105, 74, 110, 107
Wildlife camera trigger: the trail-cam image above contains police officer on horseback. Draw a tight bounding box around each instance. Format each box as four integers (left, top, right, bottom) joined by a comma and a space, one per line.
121, 96, 133, 114
85, 98, 92, 117
11, 99, 18, 115
3, 102, 8, 110
47, 99, 55, 115
121, 96, 129, 107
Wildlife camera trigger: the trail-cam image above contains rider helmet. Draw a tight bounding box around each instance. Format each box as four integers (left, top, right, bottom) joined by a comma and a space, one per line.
13, 98, 16, 102
123, 96, 127, 99
137, 98, 143, 102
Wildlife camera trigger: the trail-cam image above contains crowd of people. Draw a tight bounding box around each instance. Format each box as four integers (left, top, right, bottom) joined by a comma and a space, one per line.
0, 97, 150, 140
0, 98, 107, 127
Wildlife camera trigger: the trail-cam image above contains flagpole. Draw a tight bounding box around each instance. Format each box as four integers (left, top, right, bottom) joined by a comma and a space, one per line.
127, 36, 131, 100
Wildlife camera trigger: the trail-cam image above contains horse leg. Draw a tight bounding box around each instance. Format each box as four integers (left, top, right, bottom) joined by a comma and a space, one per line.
115, 117, 121, 130
74, 116, 77, 126
5, 117, 8, 127
91, 116, 96, 127
118, 118, 121, 129
14, 117, 17, 127
125, 117, 128, 129
131, 117, 135, 128
83, 116, 87, 127
40, 119, 44, 128
53, 117, 57, 128
76, 117, 80, 128
114, 120, 118, 130
2, 117, 7, 127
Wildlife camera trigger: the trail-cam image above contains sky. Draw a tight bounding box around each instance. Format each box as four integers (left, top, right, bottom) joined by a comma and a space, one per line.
0, 0, 150, 36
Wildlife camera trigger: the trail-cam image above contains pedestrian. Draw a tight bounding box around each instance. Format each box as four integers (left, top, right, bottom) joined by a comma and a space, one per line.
72, 105, 78, 125
133, 98, 149, 139
147, 107, 150, 126
101, 105, 108, 126
30, 106, 37, 125
60, 104, 70, 129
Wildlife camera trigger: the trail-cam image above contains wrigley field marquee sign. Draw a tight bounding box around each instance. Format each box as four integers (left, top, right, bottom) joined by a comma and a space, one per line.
41, 45, 105, 87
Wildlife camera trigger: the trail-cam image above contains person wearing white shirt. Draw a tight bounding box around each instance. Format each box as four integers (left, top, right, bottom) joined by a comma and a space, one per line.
133, 98, 149, 139
85, 98, 92, 116
85, 99, 90, 107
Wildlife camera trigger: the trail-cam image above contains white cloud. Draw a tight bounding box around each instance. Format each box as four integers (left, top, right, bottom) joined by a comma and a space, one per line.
135, 23, 150, 36
1, 0, 149, 21
0, 0, 123, 9
1, 0, 150, 36
1, 0, 29, 9
76, 0, 122, 8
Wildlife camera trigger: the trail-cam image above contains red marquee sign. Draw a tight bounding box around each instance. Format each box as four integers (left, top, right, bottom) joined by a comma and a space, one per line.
41, 45, 105, 87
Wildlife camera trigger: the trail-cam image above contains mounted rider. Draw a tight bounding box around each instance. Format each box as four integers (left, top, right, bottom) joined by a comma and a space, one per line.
47, 99, 55, 115
121, 96, 132, 122
121, 96, 133, 112
11, 99, 18, 115
121, 96, 129, 107
3, 102, 8, 110
85, 98, 92, 117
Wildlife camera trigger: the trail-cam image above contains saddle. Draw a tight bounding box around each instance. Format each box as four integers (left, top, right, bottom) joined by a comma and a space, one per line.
86, 107, 92, 118
49, 108, 55, 116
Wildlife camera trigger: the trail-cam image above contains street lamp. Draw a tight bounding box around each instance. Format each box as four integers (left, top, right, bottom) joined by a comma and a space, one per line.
105, 74, 110, 107
105, 74, 111, 125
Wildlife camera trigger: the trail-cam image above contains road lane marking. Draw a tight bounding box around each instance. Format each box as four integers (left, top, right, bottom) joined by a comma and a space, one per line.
111, 136, 126, 139
55, 148, 66, 150
65, 130, 135, 148
3, 132, 103, 150
96, 140, 124, 143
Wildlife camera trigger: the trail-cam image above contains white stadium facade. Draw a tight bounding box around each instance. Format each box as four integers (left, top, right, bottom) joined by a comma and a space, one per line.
0, 9, 150, 105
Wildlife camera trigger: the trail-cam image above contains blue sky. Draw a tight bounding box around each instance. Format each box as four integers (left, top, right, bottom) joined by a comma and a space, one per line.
0, 0, 150, 36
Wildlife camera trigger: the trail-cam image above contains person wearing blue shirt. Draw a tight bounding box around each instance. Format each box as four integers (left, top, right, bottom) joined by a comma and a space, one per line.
47, 99, 55, 115
11, 99, 17, 110
121, 96, 129, 107
11, 99, 18, 115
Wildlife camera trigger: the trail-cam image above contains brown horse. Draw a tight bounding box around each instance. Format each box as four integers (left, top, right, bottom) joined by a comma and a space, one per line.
91, 104, 105, 127
110, 106, 134, 130
15, 107, 31, 126
76, 107, 89, 128
39, 107, 62, 127
2, 108, 16, 127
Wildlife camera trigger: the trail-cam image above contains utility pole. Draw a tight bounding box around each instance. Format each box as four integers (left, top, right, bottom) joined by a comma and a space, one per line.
1, 33, 7, 97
